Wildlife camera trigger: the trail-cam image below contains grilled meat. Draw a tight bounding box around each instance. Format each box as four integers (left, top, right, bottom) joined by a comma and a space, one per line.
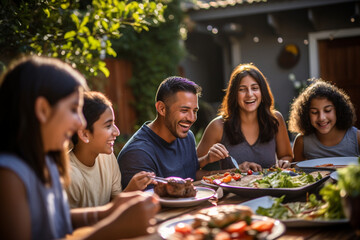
154, 177, 196, 198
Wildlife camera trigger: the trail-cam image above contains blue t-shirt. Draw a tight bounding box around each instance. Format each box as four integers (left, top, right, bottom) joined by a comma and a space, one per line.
0, 154, 73, 240
117, 123, 199, 189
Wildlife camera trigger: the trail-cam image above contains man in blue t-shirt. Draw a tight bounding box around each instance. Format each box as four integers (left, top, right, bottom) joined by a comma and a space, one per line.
118, 76, 214, 189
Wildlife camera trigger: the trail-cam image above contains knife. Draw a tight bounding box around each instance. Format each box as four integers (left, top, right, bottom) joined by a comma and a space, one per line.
229, 155, 240, 170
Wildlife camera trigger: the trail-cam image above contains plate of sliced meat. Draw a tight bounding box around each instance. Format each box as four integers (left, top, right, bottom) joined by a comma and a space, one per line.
296, 157, 359, 169
146, 186, 215, 207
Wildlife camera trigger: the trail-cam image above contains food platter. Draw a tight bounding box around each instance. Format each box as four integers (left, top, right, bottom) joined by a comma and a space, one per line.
157, 214, 285, 239
200, 171, 262, 189
146, 187, 215, 207
241, 196, 348, 227
296, 157, 358, 169
218, 170, 330, 199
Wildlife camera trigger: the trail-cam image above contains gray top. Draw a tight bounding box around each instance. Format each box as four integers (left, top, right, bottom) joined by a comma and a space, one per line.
303, 126, 359, 159
0, 154, 73, 240
220, 130, 276, 169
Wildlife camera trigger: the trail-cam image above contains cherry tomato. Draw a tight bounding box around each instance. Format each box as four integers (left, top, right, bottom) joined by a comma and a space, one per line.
232, 173, 242, 181
225, 221, 247, 234
250, 220, 274, 232
174, 223, 193, 234
221, 175, 232, 183
247, 169, 253, 175
224, 172, 231, 176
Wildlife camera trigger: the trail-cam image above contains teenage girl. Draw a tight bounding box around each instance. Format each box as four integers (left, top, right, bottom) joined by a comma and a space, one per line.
66, 91, 155, 208
288, 79, 360, 162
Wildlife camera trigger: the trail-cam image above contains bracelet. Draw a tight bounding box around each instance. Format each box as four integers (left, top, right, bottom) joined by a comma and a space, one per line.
83, 210, 88, 226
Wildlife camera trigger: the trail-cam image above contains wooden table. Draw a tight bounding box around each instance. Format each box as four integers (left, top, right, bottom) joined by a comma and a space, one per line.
70, 181, 358, 239
135, 181, 358, 240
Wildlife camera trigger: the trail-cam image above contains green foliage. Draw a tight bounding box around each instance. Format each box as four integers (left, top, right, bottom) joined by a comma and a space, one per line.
0, 0, 166, 80
337, 157, 360, 197
111, 0, 186, 125
318, 183, 345, 219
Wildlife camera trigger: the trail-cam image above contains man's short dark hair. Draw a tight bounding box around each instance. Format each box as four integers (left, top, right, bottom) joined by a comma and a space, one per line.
155, 76, 202, 103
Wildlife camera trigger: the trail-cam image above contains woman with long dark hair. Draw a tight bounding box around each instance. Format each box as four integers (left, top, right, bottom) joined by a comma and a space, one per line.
197, 63, 292, 172
0, 56, 159, 240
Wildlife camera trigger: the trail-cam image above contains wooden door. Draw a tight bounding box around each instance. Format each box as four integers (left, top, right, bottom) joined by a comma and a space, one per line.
318, 36, 360, 128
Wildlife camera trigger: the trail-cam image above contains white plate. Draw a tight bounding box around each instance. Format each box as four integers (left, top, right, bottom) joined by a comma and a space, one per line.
296, 157, 358, 169
330, 171, 338, 181
241, 196, 348, 227
157, 214, 285, 239
200, 179, 219, 188
147, 186, 215, 207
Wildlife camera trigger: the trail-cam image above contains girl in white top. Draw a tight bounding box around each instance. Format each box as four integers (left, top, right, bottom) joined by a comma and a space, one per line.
66, 91, 155, 208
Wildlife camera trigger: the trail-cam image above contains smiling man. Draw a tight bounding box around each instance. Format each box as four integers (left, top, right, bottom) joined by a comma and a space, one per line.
117, 76, 205, 189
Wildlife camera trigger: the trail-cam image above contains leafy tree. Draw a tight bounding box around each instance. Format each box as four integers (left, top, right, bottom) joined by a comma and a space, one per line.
0, 0, 166, 81
112, 0, 186, 125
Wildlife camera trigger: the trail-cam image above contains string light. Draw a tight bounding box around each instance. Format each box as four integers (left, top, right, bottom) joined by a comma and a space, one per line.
350, 3, 359, 23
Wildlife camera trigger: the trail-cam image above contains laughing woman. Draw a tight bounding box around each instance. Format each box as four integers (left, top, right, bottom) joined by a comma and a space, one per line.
0, 56, 159, 240
197, 63, 293, 172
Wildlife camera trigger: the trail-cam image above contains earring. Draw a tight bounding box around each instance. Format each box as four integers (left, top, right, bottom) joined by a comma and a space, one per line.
85, 139, 89, 143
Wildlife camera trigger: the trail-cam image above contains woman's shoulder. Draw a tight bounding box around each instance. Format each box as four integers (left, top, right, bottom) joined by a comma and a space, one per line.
294, 133, 304, 143
210, 116, 224, 127
204, 116, 225, 133
0, 154, 31, 174
274, 110, 284, 120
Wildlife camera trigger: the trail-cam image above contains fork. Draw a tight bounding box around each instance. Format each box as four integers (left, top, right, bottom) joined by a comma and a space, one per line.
150, 176, 168, 183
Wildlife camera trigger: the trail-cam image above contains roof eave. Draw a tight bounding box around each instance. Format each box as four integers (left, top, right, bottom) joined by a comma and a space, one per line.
187, 0, 357, 22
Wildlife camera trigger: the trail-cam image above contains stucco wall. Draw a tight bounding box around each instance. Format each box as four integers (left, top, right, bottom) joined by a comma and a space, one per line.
183, 2, 359, 138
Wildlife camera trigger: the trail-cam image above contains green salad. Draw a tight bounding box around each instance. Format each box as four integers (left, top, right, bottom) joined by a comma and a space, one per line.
250, 171, 323, 188
256, 184, 345, 220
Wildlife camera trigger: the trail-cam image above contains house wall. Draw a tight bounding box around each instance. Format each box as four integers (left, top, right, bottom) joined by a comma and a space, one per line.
182, 32, 225, 104
183, 2, 360, 139
183, 14, 311, 127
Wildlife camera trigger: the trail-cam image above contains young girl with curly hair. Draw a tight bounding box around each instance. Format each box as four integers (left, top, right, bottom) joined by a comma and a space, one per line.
288, 79, 360, 162
197, 63, 293, 172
